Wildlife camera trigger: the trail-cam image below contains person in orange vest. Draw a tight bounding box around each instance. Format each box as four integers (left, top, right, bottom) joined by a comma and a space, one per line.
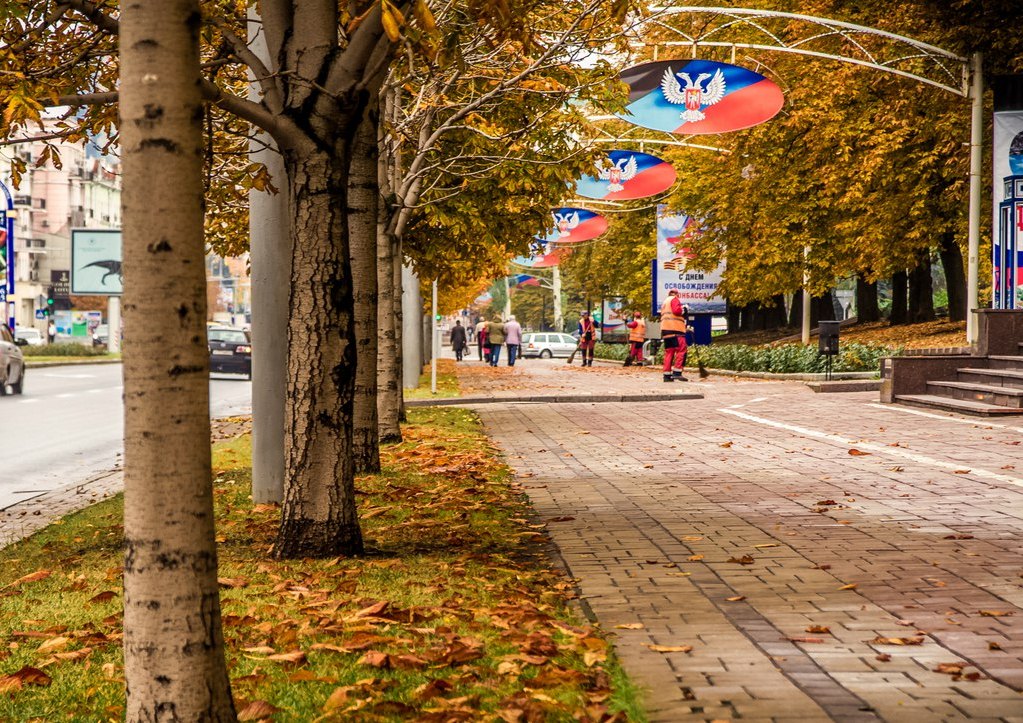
659, 290, 689, 382
624, 311, 646, 366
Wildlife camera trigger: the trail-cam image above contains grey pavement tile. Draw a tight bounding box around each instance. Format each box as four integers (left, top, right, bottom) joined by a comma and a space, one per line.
469, 366, 1023, 721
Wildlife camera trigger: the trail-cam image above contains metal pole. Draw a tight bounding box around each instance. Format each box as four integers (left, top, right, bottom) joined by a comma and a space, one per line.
107, 296, 121, 353
966, 51, 983, 346
552, 265, 563, 332
801, 246, 811, 345
431, 278, 438, 394
504, 274, 512, 319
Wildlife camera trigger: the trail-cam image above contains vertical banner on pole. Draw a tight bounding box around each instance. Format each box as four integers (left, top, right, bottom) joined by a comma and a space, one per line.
654, 205, 725, 314
992, 75, 1023, 309
0, 180, 14, 329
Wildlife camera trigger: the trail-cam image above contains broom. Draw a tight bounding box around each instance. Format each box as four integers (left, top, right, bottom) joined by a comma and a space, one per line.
567, 340, 582, 364
689, 344, 710, 378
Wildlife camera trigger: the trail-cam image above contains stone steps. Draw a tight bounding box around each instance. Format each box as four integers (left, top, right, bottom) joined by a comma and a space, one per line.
895, 393, 1023, 416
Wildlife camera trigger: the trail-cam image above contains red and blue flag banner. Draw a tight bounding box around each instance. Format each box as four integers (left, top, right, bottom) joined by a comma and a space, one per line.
511, 244, 569, 269
576, 150, 677, 201
618, 59, 783, 135
537, 207, 607, 244
509, 274, 541, 288
510, 251, 566, 269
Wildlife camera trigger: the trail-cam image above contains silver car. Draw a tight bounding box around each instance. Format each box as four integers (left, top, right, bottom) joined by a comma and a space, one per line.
521, 332, 579, 359
0, 325, 26, 395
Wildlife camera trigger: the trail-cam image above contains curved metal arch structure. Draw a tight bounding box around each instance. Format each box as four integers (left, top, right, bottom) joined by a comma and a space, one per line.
642, 6, 968, 96
592, 5, 984, 343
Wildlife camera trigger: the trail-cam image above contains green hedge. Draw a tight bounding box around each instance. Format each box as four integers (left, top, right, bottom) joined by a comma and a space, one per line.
22, 342, 109, 357
594, 341, 897, 374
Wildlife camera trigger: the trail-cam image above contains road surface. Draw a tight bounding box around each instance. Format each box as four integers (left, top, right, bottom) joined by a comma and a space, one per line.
0, 363, 251, 509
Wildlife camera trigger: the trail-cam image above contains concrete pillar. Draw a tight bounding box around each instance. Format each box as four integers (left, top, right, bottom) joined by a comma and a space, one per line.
401, 264, 422, 389
248, 7, 289, 503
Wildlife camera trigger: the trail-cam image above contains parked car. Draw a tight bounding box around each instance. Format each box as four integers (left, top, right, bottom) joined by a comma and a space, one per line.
14, 327, 44, 346
0, 325, 26, 395
208, 326, 252, 379
521, 332, 579, 359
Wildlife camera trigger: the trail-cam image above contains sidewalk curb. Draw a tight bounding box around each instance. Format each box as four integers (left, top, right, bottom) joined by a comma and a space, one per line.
1, 469, 123, 550
591, 356, 878, 381
26, 358, 122, 368
406, 392, 703, 407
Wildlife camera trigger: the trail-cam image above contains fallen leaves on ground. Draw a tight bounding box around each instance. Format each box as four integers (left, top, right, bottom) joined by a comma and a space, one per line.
870, 636, 924, 646
645, 644, 693, 653
0, 408, 635, 720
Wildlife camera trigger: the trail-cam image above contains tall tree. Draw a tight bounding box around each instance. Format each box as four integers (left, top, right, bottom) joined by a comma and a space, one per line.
120, 0, 234, 716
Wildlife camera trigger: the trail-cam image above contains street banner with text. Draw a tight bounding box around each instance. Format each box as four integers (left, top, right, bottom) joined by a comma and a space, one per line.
653, 205, 725, 315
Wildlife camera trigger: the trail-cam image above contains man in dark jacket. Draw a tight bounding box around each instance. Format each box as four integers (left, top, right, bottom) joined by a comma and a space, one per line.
450, 320, 468, 361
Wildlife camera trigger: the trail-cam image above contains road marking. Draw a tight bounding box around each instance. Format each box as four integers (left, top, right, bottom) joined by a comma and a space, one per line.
41, 373, 96, 379
18, 398, 39, 404
866, 403, 1023, 434
718, 407, 1023, 490
55, 393, 78, 399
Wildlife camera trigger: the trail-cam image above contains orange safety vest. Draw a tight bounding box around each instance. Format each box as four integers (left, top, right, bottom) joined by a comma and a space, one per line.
659, 298, 687, 334
628, 319, 646, 343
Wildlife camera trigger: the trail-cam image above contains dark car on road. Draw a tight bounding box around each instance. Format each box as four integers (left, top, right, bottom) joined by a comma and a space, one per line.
208, 326, 251, 379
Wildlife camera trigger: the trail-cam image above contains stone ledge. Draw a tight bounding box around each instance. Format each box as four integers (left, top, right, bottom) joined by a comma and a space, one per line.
405, 393, 703, 407
26, 358, 122, 368
806, 380, 883, 393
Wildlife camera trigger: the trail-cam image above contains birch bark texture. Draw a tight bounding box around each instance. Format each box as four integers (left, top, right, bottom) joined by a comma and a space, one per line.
350, 105, 381, 473
120, 0, 235, 719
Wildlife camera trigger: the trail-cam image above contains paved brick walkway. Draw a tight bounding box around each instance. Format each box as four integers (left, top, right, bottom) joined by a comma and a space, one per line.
464, 359, 1023, 722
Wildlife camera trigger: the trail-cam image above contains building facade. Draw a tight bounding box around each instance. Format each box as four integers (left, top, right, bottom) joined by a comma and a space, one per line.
1, 133, 121, 331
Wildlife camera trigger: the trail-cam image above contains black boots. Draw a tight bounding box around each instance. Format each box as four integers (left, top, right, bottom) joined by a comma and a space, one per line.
623, 357, 633, 367
663, 373, 673, 382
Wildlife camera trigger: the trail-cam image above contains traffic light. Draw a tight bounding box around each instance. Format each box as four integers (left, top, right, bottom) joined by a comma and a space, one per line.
46, 287, 55, 316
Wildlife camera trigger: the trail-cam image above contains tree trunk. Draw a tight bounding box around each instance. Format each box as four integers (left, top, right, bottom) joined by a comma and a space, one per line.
908, 249, 935, 323
120, 1, 235, 718
275, 149, 364, 558
856, 274, 880, 322
726, 302, 741, 333
738, 301, 757, 331
938, 233, 967, 321
788, 293, 802, 328
762, 294, 787, 328
376, 90, 402, 443
376, 231, 402, 442
394, 241, 406, 423
810, 292, 834, 327
890, 270, 908, 325
349, 106, 380, 473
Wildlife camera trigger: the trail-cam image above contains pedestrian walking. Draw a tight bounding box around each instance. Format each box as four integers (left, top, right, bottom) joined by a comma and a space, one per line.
450, 319, 468, 361
475, 317, 487, 361
46, 319, 56, 345
659, 290, 688, 382
487, 318, 506, 366
504, 314, 522, 367
624, 311, 646, 366
575, 311, 597, 367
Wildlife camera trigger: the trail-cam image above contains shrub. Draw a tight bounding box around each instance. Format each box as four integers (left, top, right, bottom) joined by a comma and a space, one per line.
694, 342, 898, 374
22, 342, 109, 357
594, 340, 899, 374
